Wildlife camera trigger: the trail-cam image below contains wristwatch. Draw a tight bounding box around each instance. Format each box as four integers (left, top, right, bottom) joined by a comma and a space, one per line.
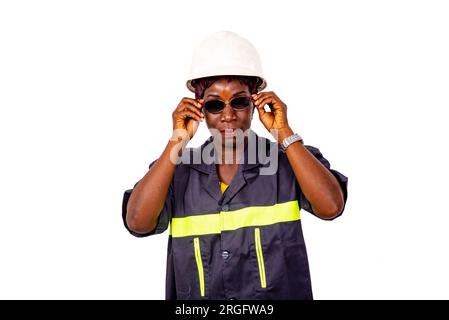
280, 133, 303, 152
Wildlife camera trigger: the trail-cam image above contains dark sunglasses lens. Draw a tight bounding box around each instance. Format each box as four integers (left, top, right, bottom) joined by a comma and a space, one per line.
204, 100, 225, 113
231, 97, 251, 109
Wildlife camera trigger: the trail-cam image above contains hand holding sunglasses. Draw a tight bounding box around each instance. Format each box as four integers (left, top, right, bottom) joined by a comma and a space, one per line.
172, 97, 205, 140
251, 91, 291, 141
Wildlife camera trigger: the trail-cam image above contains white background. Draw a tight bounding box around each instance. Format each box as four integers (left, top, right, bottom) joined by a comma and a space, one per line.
1, 0, 448, 299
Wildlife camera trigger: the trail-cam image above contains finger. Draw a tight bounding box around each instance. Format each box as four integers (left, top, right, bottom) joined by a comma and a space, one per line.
261, 92, 283, 106
178, 98, 203, 111
254, 96, 273, 108
253, 92, 272, 105
183, 98, 203, 110
182, 103, 205, 118
197, 99, 205, 112
180, 110, 203, 122
254, 91, 271, 98
256, 97, 281, 111
184, 101, 205, 117
187, 103, 205, 118
254, 96, 270, 119
255, 102, 266, 117
176, 109, 202, 121
252, 92, 266, 102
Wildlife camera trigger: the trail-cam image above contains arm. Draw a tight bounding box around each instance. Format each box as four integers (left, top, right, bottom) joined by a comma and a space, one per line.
277, 127, 344, 219
126, 139, 181, 234
252, 91, 344, 220
126, 97, 204, 234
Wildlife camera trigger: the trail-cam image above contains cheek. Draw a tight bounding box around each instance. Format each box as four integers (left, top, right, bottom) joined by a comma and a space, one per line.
205, 114, 217, 128
248, 106, 255, 120
241, 110, 253, 127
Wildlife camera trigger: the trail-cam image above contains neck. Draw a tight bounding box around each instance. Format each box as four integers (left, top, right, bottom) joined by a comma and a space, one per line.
213, 137, 247, 164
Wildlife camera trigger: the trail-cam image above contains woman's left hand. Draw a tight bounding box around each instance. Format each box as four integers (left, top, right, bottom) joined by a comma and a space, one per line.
252, 91, 290, 138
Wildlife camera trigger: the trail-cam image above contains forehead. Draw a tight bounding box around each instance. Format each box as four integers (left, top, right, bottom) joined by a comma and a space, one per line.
204, 78, 250, 97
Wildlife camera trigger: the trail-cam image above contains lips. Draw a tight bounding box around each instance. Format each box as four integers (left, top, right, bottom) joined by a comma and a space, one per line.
221, 128, 237, 137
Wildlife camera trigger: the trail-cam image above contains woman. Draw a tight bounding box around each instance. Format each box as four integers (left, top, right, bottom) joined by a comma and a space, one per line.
122, 31, 348, 299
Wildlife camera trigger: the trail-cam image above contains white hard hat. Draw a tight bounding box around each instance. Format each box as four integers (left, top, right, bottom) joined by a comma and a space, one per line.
186, 31, 267, 93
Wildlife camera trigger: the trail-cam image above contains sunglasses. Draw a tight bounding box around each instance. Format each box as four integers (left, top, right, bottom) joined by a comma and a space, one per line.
203, 96, 252, 114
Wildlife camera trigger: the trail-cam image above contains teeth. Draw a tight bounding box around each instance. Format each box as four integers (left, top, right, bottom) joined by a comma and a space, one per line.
225, 129, 234, 132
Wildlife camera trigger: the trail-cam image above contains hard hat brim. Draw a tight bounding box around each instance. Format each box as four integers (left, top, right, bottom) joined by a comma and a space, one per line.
186, 76, 267, 93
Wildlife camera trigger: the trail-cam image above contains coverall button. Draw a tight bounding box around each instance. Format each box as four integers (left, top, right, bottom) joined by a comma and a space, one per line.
222, 204, 230, 211
221, 250, 230, 260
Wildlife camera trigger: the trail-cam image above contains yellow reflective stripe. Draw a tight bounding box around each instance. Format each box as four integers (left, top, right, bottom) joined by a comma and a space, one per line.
171, 214, 222, 237
169, 200, 300, 238
193, 237, 205, 297
255, 228, 267, 289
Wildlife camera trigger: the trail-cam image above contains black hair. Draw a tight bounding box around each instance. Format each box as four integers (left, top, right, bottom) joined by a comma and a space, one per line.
191, 75, 262, 99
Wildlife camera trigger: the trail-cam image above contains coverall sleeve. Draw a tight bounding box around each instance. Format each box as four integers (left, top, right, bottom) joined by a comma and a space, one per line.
297, 145, 348, 219
122, 160, 175, 237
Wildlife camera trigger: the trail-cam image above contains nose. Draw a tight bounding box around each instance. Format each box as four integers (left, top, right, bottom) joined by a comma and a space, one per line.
220, 103, 237, 122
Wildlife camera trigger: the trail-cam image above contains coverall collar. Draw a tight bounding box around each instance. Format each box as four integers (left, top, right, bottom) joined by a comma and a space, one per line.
186, 130, 270, 202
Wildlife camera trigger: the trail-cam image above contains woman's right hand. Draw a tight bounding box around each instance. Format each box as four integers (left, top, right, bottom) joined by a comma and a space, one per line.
172, 97, 204, 139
